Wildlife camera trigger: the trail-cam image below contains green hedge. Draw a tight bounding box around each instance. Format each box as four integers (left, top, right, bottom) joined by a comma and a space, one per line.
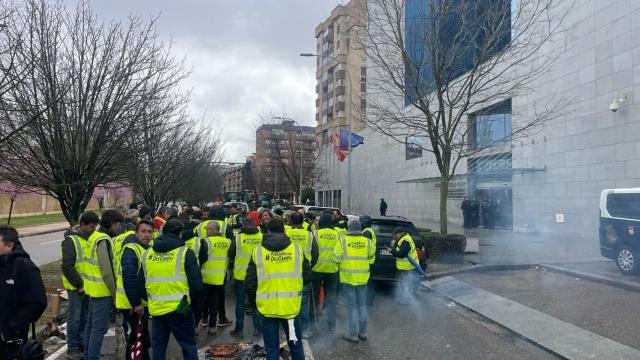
419, 231, 466, 264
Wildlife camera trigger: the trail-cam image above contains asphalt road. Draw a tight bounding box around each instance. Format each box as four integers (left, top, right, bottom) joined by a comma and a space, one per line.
21, 230, 66, 266
93, 281, 557, 360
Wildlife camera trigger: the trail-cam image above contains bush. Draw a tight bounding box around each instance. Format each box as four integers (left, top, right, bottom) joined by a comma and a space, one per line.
420, 232, 466, 264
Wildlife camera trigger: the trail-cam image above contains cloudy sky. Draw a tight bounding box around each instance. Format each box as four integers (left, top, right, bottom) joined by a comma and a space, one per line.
88, 1, 340, 162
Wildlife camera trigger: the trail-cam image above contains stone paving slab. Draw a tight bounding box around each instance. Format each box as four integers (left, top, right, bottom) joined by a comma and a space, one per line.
426, 276, 640, 360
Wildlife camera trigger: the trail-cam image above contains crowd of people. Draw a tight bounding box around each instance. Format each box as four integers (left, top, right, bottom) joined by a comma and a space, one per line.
460, 196, 509, 229
0, 201, 421, 360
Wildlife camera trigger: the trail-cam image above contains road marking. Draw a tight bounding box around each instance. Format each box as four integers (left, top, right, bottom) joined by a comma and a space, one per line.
40, 239, 62, 245
45, 344, 67, 360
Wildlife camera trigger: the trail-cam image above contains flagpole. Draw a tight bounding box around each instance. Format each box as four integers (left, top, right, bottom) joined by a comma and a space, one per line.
347, 66, 352, 213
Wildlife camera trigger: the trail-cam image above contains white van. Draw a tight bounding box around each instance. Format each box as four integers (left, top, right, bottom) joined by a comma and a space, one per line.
599, 188, 640, 274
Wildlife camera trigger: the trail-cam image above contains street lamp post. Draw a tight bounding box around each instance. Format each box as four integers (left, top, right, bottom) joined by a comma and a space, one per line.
273, 116, 304, 204
300, 52, 353, 212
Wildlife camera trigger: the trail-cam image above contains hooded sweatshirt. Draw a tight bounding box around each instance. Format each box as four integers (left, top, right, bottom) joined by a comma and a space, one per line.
318, 213, 334, 230
137, 233, 203, 304
120, 234, 150, 308
227, 223, 261, 270
245, 232, 312, 294
0, 244, 47, 344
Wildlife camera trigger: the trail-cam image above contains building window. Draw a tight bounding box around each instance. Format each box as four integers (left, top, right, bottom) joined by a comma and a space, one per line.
470, 99, 512, 149
405, 135, 425, 160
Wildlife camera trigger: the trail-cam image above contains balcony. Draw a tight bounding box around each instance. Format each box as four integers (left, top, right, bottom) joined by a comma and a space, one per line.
335, 85, 345, 96
335, 101, 345, 112
335, 69, 345, 80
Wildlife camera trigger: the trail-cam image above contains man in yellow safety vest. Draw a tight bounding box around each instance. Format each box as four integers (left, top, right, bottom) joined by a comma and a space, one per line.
386, 227, 419, 305
140, 219, 202, 360
311, 212, 340, 332
83, 209, 122, 360
333, 219, 375, 343
60, 211, 98, 359
286, 212, 318, 338
199, 221, 231, 336
245, 218, 311, 360
228, 217, 263, 338
115, 220, 153, 360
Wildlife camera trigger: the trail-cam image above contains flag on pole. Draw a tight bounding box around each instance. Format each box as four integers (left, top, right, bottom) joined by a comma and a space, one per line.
331, 130, 364, 162
338, 129, 364, 148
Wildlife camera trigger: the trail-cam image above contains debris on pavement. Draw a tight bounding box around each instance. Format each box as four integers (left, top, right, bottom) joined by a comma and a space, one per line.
204, 342, 291, 360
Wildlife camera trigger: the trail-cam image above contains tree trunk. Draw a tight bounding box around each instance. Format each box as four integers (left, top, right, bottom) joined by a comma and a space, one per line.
7, 198, 15, 225
439, 175, 449, 235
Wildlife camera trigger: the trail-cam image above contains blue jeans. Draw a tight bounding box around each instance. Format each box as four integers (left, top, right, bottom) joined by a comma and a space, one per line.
311, 272, 338, 330
67, 290, 88, 351
396, 270, 415, 304
300, 284, 311, 329
260, 314, 304, 360
233, 280, 261, 332
151, 312, 198, 360
342, 284, 368, 337
84, 296, 112, 360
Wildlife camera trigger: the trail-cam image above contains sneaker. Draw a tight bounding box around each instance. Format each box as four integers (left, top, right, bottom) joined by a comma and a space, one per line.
358, 333, 367, 341
66, 349, 84, 360
217, 318, 233, 327
230, 329, 244, 338
207, 327, 217, 336
342, 335, 359, 343
199, 320, 208, 327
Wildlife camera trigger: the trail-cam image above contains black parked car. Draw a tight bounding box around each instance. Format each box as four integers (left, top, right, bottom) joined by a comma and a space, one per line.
365, 216, 427, 281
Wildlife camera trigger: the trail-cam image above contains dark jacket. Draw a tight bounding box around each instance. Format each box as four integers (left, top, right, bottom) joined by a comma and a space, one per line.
0, 244, 47, 346
60, 231, 91, 290
390, 235, 411, 258
245, 233, 312, 294
137, 233, 203, 303
121, 234, 149, 308
380, 200, 388, 213
318, 213, 334, 230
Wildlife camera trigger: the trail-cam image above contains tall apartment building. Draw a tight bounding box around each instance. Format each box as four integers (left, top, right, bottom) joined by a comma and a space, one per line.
314, 0, 367, 148
254, 120, 316, 201
222, 155, 254, 194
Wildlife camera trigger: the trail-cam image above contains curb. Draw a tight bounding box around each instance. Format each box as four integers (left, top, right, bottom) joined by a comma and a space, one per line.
426, 263, 536, 280
541, 264, 640, 293
19, 227, 69, 238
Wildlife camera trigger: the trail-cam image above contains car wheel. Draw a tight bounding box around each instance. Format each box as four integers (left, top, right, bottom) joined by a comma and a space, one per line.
616, 246, 639, 275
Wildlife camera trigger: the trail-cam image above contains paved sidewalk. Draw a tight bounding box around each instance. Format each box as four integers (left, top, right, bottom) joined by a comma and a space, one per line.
427, 275, 640, 359
18, 221, 70, 237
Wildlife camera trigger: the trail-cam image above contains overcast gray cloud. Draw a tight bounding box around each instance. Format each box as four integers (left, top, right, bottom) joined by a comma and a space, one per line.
87, 0, 339, 162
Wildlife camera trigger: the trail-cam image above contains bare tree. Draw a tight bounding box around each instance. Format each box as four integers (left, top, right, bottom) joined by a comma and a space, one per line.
124, 107, 225, 207
0, 0, 188, 224
355, 0, 569, 233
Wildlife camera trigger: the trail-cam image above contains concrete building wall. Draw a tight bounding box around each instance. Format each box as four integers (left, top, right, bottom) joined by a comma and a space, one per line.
316, 0, 640, 238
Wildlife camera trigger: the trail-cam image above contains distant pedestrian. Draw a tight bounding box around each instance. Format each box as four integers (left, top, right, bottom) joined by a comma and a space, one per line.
471, 199, 480, 228
0, 225, 47, 359
461, 197, 471, 228
379, 198, 387, 216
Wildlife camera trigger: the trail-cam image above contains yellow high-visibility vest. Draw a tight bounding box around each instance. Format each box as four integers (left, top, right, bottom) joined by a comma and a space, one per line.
61, 235, 87, 291
333, 234, 375, 285
362, 227, 377, 244
233, 232, 263, 281
115, 242, 147, 309
285, 227, 313, 262
194, 220, 227, 239
253, 243, 303, 319
83, 231, 113, 298
184, 237, 202, 266
201, 236, 230, 285
312, 228, 339, 273
142, 246, 190, 316
395, 234, 418, 271
112, 230, 135, 259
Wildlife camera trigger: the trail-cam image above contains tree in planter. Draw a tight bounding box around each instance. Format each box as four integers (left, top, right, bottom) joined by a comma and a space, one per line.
355, 0, 569, 233
0, 1, 188, 225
